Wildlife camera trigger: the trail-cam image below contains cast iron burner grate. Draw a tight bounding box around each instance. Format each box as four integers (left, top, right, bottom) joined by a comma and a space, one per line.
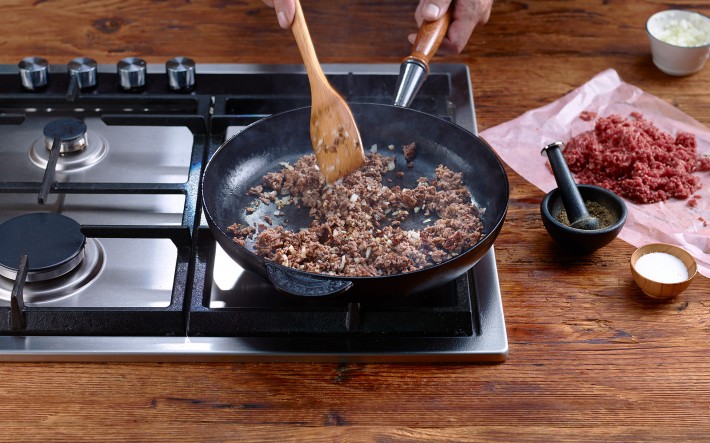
188, 229, 478, 338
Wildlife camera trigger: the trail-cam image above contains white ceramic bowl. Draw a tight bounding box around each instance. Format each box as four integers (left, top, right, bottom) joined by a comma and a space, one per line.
646, 9, 710, 76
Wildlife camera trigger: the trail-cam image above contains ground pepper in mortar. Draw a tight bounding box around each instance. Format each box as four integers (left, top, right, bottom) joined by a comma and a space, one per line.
555, 201, 617, 228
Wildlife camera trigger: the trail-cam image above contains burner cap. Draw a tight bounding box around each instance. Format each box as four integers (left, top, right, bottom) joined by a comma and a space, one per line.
43, 118, 88, 154
0, 213, 86, 282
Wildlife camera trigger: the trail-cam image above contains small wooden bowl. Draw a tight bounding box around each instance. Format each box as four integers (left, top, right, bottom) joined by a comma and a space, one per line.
630, 243, 697, 299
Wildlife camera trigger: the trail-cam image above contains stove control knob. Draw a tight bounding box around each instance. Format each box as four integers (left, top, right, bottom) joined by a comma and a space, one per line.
166, 57, 196, 91
68, 57, 98, 90
19, 57, 49, 90
117, 57, 147, 90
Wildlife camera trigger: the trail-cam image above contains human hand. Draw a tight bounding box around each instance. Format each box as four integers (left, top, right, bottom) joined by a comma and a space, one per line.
262, 0, 296, 29
409, 0, 493, 54
262, 0, 492, 54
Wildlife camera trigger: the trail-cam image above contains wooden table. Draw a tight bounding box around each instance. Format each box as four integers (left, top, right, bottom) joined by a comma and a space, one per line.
1, 1, 708, 440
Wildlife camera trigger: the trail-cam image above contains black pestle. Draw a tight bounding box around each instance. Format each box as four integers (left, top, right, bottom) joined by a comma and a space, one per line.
541, 141, 600, 230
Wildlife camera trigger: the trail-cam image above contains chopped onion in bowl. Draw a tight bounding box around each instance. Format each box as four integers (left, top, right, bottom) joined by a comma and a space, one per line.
657, 17, 710, 47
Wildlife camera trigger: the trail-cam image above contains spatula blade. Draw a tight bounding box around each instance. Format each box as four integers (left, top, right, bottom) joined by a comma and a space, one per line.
310, 89, 366, 183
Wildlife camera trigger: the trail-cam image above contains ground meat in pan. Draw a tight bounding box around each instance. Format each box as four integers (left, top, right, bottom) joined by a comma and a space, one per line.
563, 112, 710, 204
227, 146, 486, 277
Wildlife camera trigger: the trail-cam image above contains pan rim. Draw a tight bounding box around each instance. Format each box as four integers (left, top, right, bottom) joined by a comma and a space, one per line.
202, 103, 510, 282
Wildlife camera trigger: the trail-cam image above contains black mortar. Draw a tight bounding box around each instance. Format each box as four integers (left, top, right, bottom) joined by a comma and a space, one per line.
540, 142, 627, 254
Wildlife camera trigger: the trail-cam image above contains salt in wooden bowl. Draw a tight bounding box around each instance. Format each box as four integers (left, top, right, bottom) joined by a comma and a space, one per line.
630, 243, 697, 299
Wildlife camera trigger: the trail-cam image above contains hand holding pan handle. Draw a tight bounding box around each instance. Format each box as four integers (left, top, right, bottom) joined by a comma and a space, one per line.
265, 262, 353, 297
408, 7, 453, 70
394, 7, 452, 107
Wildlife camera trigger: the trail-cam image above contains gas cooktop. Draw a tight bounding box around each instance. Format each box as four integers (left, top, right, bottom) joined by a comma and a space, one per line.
0, 60, 507, 362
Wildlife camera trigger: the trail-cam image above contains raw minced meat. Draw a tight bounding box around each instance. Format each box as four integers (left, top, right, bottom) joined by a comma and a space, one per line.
562, 112, 710, 204
227, 145, 486, 277
579, 111, 597, 122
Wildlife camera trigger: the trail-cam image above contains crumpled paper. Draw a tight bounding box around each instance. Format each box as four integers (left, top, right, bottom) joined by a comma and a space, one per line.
480, 68, 710, 277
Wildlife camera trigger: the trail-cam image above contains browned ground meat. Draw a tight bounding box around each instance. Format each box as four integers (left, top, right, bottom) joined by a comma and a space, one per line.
227, 146, 486, 277
402, 142, 416, 161
563, 112, 710, 204
226, 223, 256, 247
403, 142, 417, 167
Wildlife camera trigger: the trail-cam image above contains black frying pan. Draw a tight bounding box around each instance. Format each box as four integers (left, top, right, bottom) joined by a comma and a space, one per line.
202, 103, 508, 298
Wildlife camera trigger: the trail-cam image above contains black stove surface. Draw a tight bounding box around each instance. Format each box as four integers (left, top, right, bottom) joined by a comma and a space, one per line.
0, 63, 507, 362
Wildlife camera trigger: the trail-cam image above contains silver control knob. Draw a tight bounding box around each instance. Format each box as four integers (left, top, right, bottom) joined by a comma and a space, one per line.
19, 57, 49, 90
117, 57, 147, 90
166, 57, 196, 91
68, 57, 98, 90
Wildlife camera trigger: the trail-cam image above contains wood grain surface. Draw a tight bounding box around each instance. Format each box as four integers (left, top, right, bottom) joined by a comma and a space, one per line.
1, 1, 709, 441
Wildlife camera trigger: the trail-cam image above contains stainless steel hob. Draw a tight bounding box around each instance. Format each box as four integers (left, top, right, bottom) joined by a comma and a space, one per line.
0, 61, 507, 362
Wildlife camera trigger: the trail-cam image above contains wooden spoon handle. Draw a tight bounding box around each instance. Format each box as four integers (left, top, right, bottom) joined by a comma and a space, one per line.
404, 7, 453, 72
291, 0, 327, 87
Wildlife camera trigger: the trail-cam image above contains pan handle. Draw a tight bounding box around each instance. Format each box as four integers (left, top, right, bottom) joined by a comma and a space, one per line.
265, 263, 353, 297
394, 8, 453, 107
406, 7, 453, 72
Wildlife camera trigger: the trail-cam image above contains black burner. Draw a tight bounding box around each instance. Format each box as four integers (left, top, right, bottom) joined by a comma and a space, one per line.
0, 213, 86, 282
43, 118, 88, 154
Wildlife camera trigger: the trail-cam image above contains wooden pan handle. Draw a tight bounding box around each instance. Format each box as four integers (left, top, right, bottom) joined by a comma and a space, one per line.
404, 7, 453, 72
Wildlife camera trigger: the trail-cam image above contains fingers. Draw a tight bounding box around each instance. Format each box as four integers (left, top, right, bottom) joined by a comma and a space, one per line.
439, 21, 475, 55
412, 0, 493, 54
264, 0, 296, 29
414, 0, 453, 26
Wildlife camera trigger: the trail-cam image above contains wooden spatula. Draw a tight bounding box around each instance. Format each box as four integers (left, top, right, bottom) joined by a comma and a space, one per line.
291, 0, 365, 183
